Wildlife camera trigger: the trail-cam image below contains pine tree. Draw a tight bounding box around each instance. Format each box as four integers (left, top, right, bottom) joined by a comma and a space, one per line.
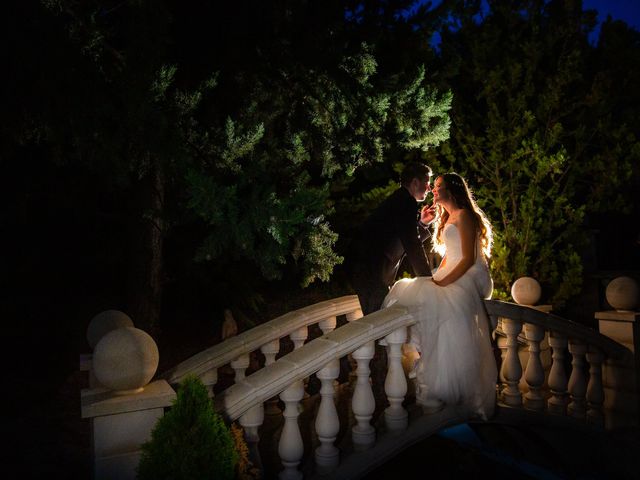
6, 1, 453, 327
426, 0, 640, 304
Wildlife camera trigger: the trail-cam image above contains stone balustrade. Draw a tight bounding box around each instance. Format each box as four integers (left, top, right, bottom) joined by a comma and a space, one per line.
160, 295, 363, 394
485, 300, 633, 428
81, 295, 638, 480
213, 300, 634, 479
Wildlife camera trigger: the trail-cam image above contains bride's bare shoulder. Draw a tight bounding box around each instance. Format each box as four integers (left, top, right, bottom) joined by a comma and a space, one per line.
450, 208, 474, 228
458, 208, 474, 221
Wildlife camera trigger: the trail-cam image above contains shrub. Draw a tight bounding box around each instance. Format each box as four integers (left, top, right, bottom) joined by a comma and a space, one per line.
137, 374, 239, 480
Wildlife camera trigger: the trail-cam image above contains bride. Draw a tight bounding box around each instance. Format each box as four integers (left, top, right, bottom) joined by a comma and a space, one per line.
381, 172, 497, 420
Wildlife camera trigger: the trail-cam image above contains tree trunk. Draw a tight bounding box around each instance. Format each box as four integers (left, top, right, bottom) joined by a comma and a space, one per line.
126, 163, 165, 338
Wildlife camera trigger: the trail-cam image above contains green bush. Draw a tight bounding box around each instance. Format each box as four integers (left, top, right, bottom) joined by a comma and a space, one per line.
137, 374, 239, 480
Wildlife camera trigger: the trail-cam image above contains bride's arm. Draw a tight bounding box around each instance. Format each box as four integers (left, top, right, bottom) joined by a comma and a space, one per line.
433, 210, 476, 286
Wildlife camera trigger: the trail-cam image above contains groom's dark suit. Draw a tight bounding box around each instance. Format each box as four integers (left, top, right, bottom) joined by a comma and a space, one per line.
346, 186, 432, 315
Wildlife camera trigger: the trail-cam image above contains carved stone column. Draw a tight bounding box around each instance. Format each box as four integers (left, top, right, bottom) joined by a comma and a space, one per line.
568, 340, 588, 419
278, 380, 305, 480
384, 327, 408, 432
501, 318, 523, 406
586, 348, 605, 427
231, 353, 250, 383
547, 331, 568, 415
351, 341, 376, 450
261, 339, 282, 415
524, 323, 545, 411
314, 359, 341, 474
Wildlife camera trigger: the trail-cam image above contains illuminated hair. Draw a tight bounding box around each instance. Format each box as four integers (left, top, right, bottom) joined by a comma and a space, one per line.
432, 173, 493, 259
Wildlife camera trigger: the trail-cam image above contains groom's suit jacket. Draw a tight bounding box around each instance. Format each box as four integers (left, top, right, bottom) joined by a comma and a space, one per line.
347, 186, 432, 293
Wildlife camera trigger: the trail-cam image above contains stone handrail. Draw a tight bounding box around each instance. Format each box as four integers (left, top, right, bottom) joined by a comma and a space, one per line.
218, 304, 413, 421
485, 300, 630, 360
161, 295, 363, 387
217, 303, 421, 479
218, 300, 632, 421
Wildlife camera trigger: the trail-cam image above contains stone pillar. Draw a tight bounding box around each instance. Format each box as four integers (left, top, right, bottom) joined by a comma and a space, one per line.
278, 380, 305, 480
314, 359, 341, 474
384, 327, 408, 431
501, 318, 523, 406
83, 324, 171, 479
351, 341, 376, 450
523, 323, 545, 411
82, 380, 176, 480
518, 305, 552, 392
547, 331, 569, 415
595, 310, 639, 428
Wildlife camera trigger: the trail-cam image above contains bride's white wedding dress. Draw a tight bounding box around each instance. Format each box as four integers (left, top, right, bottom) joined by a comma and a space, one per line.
382, 223, 497, 420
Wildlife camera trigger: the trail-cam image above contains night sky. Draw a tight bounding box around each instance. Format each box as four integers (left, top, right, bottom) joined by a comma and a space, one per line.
422, 0, 640, 31
584, 0, 640, 28
584, 0, 640, 38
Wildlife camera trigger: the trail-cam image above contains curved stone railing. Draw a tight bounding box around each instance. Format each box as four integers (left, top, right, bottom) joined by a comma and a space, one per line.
218, 304, 422, 479
161, 295, 363, 392
209, 298, 634, 480
81, 294, 638, 480
485, 300, 631, 425
219, 304, 414, 421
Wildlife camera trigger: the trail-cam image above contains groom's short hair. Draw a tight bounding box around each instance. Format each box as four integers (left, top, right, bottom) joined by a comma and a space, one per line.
400, 162, 432, 186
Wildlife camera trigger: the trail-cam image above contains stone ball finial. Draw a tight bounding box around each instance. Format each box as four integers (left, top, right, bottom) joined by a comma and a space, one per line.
511, 276, 542, 306
92, 326, 159, 395
86, 310, 134, 350
605, 276, 639, 312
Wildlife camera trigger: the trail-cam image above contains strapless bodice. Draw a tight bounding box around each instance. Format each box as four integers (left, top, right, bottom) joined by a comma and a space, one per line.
433, 223, 487, 281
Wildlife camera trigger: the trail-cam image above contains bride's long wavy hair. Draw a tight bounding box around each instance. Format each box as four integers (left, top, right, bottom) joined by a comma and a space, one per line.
432, 173, 493, 259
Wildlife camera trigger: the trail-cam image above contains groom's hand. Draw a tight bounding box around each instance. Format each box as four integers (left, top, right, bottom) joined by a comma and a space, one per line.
420, 205, 436, 225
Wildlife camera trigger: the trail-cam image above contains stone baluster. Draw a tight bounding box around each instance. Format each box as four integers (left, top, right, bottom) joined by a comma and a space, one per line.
314, 359, 341, 474
351, 341, 376, 450
319, 316, 338, 335
319, 316, 340, 389
231, 353, 250, 383
547, 331, 569, 415
278, 380, 305, 480
495, 319, 507, 399
497, 334, 507, 383
261, 339, 282, 415
346, 309, 364, 379
240, 403, 265, 450
291, 326, 311, 400
345, 309, 364, 322
261, 338, 281, 366
384, 327, 408, 432
290, 326, 309, 350
524, 323, 545, 411
586, 348, 605, 427
200, 368, 218, 397
568, 340, 588, 419
501, 318, 523, 406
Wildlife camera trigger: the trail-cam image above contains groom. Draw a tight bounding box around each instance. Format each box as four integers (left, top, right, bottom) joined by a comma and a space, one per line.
345, 161, 435, 316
